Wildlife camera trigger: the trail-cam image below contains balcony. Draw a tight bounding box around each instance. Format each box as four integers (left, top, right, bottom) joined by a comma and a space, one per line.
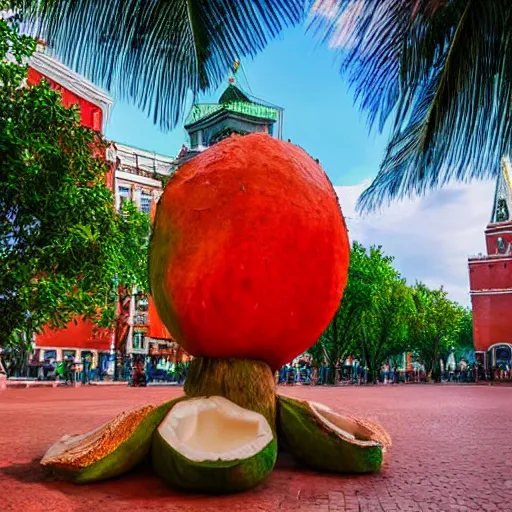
133, 313, 148, 326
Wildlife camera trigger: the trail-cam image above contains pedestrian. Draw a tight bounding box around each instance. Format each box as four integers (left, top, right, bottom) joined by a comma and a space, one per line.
64, 356, 74, 385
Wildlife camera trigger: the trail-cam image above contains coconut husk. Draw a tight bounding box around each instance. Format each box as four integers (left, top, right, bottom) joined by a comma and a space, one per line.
41, 396, 185, 483
152, 396, 277, 493
277, 395, 391, 474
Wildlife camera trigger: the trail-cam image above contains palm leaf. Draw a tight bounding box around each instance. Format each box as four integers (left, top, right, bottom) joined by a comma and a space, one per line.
20, 0, 306, 130
312, 0, 512, 211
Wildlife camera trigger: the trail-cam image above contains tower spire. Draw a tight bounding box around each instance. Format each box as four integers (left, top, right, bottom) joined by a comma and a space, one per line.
491, 156, 512, 224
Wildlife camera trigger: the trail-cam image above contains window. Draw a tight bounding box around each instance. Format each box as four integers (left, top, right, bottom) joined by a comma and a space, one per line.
81, 351, 93, 361
118, 186, 131, 208
62, 350, 76, 360
140, 191, 152, 214
190, 132, 199, 148
43, 350, 57, 361
133, 332, 145, 350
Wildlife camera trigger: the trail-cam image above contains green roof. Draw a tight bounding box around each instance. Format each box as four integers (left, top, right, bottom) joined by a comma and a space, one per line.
185, 101, 279, 127
219, 84, 251, 104
185, 84, 280, 127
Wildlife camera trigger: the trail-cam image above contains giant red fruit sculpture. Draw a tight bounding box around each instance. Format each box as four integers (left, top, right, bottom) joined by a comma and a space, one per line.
41, 134, 391, 494
149, 133, 349, 370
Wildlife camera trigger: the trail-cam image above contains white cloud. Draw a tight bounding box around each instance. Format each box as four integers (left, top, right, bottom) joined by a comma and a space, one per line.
334, 180, 496, 306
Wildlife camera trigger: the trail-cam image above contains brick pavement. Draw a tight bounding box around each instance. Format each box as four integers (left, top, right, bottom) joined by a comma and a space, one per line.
0, 385, 510, 512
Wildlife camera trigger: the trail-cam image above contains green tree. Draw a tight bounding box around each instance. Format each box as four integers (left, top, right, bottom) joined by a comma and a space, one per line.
311, 242, 375, 382
311, 2, 511, 211
359, 277, 414, 383
454, 308, 474, 361
0, 19, 150, 370
18, 0, 305, 130
311, 242, 413, 383
409, 283, 464, 382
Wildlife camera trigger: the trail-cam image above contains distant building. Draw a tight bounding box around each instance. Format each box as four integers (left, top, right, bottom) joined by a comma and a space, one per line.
468, 156, 512, 370
176, 69, 283, 165
26, 48, 185, 375
27, 50, 116, 372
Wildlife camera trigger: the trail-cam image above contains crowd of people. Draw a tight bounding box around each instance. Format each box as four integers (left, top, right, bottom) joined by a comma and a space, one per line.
277, 355, 512, 385
28, 354, 190, 386
4, 349, 512, 387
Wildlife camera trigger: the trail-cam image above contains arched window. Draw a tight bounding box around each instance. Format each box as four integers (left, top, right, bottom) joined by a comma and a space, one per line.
495, 345, 511, 366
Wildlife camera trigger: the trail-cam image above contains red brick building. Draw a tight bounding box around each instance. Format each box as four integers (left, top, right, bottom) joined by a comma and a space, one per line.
468, 157, 512, 370
26, 47, 179, 373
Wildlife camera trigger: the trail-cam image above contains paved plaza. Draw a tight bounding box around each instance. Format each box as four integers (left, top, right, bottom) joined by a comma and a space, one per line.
0, 384, 510, 512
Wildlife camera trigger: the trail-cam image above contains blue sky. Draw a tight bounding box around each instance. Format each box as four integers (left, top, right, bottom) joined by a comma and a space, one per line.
106, 26, 388, 187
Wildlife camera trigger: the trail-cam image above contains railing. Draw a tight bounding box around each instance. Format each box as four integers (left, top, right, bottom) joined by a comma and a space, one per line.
119, 165, 171, 181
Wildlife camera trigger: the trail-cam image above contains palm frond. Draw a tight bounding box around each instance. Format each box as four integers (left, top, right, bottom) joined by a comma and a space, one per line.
312, 0, 512, 212
21, 0, 306, 130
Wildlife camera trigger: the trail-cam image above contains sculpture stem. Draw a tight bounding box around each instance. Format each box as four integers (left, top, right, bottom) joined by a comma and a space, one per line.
184, 357, 276, 432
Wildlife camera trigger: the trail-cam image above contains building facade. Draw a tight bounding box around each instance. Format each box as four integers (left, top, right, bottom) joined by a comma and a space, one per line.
26, 48, 181, 374
176, 73, 283, 165
27, 50, 115, 372
107, 143, 188, 363
468, 157, 512, 370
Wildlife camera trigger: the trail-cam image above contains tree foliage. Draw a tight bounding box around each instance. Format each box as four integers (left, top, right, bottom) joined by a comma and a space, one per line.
311, 1, 512, 211
0, 18, 150, 348
310, 241, 473, 381
17, 0, 306, 130
408, 283, 464, 381
312, 243, 414, 381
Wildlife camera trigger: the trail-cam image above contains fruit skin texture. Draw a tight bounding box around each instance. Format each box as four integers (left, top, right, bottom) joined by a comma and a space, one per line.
149, 133, 350, 370
41, 397, 185, 484
152, 425, 277, 494
277, 395, 389, 474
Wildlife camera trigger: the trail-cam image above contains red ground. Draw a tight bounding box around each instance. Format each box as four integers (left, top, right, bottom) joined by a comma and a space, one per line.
0, 385, 510, 512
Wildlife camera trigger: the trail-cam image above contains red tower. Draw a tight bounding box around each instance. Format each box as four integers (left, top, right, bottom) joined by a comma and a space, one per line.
468, 157, 512, 369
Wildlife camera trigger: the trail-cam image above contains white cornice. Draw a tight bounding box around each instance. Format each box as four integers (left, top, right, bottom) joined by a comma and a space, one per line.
115, 170, 162, 188
115, 143, 175, 165
470, 288, 512, 295
28, 51, 113, 130
468, 256, 512, 264
486, 224, 512, 233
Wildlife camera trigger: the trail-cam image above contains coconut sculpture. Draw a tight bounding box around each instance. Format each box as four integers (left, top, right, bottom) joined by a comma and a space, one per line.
41, 133, 391, 493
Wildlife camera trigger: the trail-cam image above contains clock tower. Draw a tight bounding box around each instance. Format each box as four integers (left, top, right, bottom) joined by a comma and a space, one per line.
468, 157, 512, 370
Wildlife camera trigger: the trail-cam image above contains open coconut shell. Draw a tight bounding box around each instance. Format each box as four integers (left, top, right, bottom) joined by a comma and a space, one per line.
41, 397, 184, 483
277, 395, 391, 474
152, 395, 277, 494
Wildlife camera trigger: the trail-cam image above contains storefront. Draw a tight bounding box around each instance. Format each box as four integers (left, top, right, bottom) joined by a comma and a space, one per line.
487, 343, 512, 369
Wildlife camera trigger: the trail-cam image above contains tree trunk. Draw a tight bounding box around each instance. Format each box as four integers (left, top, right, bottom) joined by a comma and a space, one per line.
327, 362, 337, 385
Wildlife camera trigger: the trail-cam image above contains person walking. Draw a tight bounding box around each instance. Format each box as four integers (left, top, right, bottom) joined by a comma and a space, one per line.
64, 356, 74, 385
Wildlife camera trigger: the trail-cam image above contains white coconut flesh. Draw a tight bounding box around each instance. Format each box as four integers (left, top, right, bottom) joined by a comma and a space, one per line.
157, 396, 273, 463
309, 401, 386, 449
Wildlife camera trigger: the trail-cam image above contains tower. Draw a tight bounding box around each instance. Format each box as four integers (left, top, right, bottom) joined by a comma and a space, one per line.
177, 62, 283, 165
468, 157, 512, 369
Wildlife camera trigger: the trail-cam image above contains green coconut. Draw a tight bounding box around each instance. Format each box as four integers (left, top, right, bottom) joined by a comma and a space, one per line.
41, 397, 184, 483
277, 395, 391, 474
184, 357, 277, 432
152, 395, 277, 493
